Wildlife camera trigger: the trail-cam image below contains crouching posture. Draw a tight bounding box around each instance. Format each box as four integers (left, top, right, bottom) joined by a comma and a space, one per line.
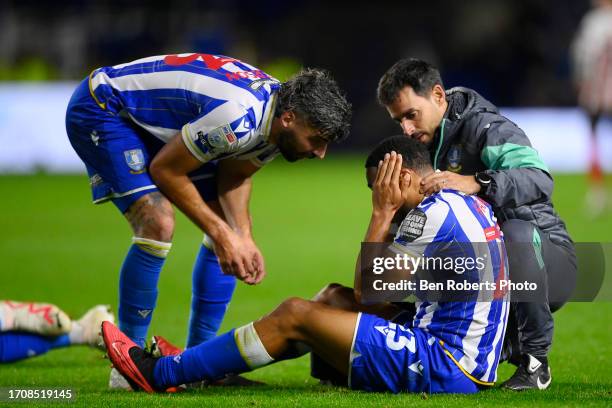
101, 137, 509, 394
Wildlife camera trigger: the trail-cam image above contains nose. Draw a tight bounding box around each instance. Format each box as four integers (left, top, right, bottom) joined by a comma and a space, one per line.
400, 118, 416, 136
313, 144, 327, 159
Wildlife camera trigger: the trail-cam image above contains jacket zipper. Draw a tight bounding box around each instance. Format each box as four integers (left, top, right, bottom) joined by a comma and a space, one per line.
433, 118, 446, 170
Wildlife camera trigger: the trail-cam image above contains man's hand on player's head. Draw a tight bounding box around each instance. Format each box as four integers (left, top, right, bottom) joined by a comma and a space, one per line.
372, 151, 405, 215
419, 171, 481, 196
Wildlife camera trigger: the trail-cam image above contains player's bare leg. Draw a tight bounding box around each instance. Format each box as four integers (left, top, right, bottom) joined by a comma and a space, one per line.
252, 298, 358, 374
313, 283, 403, 319
124, 192, 175, 242
157, 285, 377, 386
102, 297, 361, 392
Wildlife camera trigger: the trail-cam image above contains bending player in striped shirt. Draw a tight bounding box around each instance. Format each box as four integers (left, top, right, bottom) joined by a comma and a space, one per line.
101, 136, 509, 394
65, 53, 351, 387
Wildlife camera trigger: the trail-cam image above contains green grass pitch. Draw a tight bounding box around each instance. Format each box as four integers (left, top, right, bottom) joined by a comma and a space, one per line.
0, 155, 611, 407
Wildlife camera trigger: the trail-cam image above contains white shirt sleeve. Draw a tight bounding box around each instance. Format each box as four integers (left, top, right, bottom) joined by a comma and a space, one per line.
181, 102, 256, 163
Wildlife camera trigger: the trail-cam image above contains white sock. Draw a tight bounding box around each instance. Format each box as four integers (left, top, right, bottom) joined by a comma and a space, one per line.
234, 322, 274, 369
68, 321, 84, 344
0, 303, 13, 331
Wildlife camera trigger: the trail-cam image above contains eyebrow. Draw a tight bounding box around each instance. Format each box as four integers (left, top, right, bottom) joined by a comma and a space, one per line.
392, 109, 417, 122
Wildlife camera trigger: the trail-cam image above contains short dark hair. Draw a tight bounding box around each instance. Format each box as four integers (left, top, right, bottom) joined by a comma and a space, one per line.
377, 58, 444, 106
365, 135, 432, 175
276, 68, 352, 142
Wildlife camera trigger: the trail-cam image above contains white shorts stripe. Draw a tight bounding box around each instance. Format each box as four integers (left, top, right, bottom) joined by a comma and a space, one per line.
347, 312, 363, 389
92, 185, 157, 204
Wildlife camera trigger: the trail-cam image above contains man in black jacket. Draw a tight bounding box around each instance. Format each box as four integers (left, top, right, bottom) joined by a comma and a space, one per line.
375, 58, 577, 391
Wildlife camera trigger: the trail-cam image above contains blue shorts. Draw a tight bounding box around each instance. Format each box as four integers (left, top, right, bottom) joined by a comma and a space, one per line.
349, 313, 481, 394
65, 78, 217, 213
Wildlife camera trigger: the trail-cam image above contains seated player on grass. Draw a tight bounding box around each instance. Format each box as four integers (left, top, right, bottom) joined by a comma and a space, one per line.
0, 300, 114, 363
101, 136, 509, 394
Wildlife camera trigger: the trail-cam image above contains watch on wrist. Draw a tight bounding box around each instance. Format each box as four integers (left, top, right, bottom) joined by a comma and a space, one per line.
475, 172, 493, 192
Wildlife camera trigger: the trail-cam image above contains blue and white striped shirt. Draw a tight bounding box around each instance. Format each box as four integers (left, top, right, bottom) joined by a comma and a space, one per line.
88, 53, 281, 166
392, 189, 509, 384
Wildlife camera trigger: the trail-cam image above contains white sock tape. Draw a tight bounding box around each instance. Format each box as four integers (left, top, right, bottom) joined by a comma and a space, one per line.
234, 322, 274, 369
132, 237, 172, 258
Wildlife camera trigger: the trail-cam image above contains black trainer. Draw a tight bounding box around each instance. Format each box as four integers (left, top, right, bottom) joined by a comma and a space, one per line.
502, 354, 551, 391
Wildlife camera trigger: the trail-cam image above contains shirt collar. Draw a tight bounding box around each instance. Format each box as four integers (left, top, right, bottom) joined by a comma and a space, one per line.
261, 93, 277, 142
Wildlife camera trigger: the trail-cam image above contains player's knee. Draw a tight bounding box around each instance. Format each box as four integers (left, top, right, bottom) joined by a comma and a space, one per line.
312, 283, 341, 304
126, 193, 175, 242
279, 297, 311, 315
275, 297, 312, 329
312, 283, 344, 304
141, 211, 175, 242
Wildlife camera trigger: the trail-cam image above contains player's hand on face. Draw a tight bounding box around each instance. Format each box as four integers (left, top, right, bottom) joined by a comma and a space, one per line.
419, 171, 481, 196
372, 151, 404, 214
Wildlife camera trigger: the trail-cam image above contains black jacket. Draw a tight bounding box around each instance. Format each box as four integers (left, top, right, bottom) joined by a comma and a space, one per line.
430, 87, 572, 245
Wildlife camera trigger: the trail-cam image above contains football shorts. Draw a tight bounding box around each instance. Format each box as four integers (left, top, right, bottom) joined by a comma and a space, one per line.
66, 78, 218, 213
349, 312, 481, 394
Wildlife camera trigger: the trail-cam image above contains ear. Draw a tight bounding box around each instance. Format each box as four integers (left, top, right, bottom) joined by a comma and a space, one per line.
279, 110, 295, 127
400, 168, 412, 188
431, 84, 446, 107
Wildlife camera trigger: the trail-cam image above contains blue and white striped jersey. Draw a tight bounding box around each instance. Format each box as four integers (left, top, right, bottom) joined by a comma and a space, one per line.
392, 189, 509, 384
88, 53, 281, 166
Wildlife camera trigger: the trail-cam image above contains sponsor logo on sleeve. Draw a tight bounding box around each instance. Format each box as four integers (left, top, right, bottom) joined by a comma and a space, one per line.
197, 131, 210, 153
198, 125, 238, 153
397, 209, 427, 243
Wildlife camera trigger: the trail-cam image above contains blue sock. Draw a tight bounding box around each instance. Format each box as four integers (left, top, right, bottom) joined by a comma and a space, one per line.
187, 243, 236, 347
155, 322, 274, 388
154, 329, 248, 387
119, 238, 171, 348
0, 333, 71, 363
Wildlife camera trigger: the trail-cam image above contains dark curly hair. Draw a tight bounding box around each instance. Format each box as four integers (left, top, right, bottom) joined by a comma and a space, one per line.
276, 68, 352, 142
377, 58, 444, 106
365, 135, 432, 175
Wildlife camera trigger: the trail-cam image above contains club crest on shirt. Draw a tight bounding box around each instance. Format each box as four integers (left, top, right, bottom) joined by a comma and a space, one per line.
447, 144, 462, 173
199, 125, 238, 153
124, 149, 146, 174
397, 209, 427, 243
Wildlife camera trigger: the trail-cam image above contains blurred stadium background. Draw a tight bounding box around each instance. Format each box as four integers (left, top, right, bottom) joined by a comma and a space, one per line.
0, 1, 610, 406
1, 0, 612, 170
